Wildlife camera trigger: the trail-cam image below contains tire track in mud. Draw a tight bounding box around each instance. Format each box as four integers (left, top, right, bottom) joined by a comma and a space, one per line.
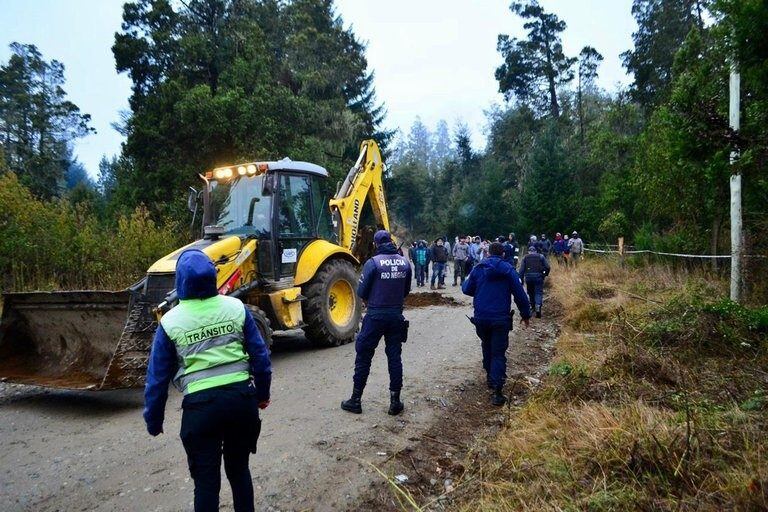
353, 292, 560, 511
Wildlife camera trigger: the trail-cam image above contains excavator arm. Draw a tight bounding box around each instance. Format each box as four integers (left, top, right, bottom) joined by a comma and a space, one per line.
328, 140, 391, 255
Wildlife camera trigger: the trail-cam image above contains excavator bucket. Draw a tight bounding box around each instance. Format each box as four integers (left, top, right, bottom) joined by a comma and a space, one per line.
0, 281, 161, 390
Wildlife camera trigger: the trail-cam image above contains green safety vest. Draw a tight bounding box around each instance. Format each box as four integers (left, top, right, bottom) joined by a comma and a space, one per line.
160, 294, 250, 395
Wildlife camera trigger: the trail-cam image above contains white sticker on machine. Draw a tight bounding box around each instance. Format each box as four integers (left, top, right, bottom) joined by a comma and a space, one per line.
281, 248, 298, 263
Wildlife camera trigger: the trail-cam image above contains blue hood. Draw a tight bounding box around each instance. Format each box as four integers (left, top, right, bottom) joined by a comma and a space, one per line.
476, 256, 507, 278
376, 242, 399, 255
175, 249, 218, 300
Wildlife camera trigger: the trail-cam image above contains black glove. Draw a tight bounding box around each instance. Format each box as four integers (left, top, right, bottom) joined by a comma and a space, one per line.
146, 422, 163, 437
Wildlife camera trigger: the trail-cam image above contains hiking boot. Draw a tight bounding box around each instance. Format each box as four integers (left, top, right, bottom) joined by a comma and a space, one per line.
491, 389, 507, 407
430, 285, 436, 290
438, 284, 446, 290
388, 391, 404, 416
536, 311, 542, 318
341, 387, 363, 414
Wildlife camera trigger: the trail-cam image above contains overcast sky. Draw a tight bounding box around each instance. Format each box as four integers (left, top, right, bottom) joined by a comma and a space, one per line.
0, 0, 636, 178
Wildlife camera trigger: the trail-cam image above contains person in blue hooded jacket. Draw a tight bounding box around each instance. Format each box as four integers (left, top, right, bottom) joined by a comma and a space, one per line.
341, 230, 412, 416
462, 242, 531, 406
143, 249, 272, 512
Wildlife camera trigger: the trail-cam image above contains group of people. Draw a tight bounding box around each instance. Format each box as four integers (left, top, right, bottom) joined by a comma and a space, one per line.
409, 237, 451, 289
141, 228, 584, 511
408, 233, 524, 290
407, 231, 584, 319
525, 231, 585, 266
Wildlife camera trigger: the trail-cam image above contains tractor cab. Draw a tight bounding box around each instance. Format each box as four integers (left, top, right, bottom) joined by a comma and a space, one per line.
195, 159, 335, 282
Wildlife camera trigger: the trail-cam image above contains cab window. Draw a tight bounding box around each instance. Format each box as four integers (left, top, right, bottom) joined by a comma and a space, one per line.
277, 174, 312, 237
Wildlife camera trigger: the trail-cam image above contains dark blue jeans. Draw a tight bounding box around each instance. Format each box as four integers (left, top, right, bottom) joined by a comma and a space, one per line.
353, 314, 406, 392
415, 263, 427, 286
525, 272, 544, 312
431, 262, 446, 286
473, 319, 511, 389
180, 381, 261, 512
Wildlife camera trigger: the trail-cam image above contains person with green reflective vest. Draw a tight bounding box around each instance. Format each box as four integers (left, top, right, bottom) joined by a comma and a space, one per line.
143, 249, 272, 512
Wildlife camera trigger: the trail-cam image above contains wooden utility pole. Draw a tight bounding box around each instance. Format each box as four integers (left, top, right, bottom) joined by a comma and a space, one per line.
618, 237, 625, 267
729, 62, 742, 302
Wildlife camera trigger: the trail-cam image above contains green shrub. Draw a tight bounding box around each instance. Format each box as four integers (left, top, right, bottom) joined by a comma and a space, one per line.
739, 390, 767, 412
550, 361, 574, 376
0, 173, 185, 291
704, 299, 768, 333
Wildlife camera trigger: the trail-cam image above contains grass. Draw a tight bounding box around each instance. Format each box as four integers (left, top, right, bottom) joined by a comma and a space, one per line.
449, 258, 768, 511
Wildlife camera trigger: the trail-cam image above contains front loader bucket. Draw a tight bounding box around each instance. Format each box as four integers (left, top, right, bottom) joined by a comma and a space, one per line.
0, 286, 159, 390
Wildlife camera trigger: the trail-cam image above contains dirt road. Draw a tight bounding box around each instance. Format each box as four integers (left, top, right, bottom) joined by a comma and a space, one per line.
0, 285, 555, 511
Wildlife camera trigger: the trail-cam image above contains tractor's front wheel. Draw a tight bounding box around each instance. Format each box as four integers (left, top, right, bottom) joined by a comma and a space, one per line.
302, 258, 361, 347
246, 305, 273, 348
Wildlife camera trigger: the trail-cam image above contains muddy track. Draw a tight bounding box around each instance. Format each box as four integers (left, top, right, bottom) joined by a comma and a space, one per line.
0, 285, 557, 511
354, 298, 559, 511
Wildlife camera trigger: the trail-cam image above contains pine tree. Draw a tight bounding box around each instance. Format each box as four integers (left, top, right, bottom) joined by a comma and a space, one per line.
495, 0, 575, 117
621, 0, 708, 110
0, 43, 94, 198
112, 0, 389, 217
577, 46, 603, 144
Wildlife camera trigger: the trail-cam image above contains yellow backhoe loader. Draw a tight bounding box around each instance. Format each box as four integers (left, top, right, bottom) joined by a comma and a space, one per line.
0, 140, 391, 390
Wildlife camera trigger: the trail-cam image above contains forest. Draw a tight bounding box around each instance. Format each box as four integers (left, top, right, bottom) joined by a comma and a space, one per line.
388, 0, 766, 258
0, 0, 766, 299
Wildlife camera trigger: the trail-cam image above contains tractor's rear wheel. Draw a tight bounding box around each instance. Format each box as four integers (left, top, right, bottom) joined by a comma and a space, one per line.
302, 258, 361, 347
246, 305, 273, 348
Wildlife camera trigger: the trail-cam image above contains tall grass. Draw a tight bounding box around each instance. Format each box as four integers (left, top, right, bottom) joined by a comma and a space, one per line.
454, 257, 767, 511
0, 173, 185, 291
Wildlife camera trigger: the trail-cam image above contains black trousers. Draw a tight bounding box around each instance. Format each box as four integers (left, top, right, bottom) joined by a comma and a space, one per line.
473, 319, 511, 389
454, 259, 467, 284
180, 380, 261, 512
353, 314, 406, 392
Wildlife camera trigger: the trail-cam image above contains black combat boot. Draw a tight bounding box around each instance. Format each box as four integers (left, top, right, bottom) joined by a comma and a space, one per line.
491, 388, 507, 407
341, 387, 363, 414
535, 305, 542, 318
388, 391, 404, 416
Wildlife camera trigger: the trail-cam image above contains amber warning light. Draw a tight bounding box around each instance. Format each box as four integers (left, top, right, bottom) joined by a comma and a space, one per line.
205, 162, 268, 180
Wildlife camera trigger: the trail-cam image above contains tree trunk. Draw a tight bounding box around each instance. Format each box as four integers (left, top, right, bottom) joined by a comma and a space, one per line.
578, 75, 584, 145
544, 39, 559, 118
548, 76, 559, 118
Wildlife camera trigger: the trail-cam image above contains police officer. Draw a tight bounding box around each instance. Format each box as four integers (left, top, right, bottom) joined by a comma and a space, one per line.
341, 230, 412, 416
143, 249, 272, 512
519, 244, 551, 318
462, 242, 531, 406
